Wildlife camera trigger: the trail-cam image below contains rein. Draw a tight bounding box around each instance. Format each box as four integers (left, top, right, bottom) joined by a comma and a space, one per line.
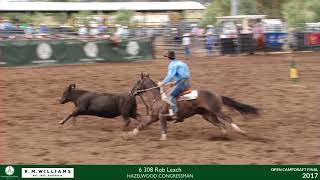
132, 84, 172, 115
132, 86, 161, 95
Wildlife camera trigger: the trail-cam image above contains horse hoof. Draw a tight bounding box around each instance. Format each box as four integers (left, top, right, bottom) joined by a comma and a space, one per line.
160, 134, 167, 141
122, 133, 130, 140
59, 121, 65, 125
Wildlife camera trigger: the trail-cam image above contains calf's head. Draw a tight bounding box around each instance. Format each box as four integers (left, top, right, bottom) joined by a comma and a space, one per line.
60, 84, 76, 104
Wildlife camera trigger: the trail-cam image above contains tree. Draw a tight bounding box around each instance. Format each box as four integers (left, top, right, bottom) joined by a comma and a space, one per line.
282, 0, 319, 28
306, 0, 320, 22
70, 11, 94, 26
113, 10, 135, 26
238, 0, 257, 15
201, 0, 230, 26
257, 0, 289, 18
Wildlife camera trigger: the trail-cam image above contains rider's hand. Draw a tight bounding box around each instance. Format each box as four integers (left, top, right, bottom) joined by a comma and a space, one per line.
157, 82, 164, 87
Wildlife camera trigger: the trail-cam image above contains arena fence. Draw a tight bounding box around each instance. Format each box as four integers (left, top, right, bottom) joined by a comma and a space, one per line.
154, 31, 320, 57
0, 37, 154, 67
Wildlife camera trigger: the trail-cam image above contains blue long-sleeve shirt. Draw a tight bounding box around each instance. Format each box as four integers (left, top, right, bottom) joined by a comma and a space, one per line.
162, 59, 190, 84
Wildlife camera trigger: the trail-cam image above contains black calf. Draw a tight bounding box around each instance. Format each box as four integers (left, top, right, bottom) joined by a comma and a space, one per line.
59, 84, 140, 129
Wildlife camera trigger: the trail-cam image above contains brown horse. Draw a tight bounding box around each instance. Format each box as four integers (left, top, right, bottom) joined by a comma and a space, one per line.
125, 73, 259, 140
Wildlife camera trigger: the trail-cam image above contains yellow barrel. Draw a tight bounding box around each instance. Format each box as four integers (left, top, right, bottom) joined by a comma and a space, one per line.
290, 68, 298, 79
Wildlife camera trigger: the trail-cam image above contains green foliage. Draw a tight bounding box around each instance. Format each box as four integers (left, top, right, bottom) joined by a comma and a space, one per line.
54, 12, 69, 25
201, 0, 230, 26
306, 0, 320, 22
71, 11, 94, 26
1, 13, 34, 24
113, 10, 135, 26
238, 0, 258, 15
282, 0, 313, 28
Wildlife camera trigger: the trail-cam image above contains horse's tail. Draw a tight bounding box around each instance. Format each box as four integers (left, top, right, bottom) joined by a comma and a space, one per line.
222, 96, 259, 115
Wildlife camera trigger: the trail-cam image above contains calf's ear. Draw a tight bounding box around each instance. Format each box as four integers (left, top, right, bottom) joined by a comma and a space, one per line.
69, 84, 76, 91
140, 72, 144, 79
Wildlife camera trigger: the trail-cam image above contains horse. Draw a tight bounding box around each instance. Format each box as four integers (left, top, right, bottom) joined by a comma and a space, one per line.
125, 73, 259, 140
59, 84, 141, 130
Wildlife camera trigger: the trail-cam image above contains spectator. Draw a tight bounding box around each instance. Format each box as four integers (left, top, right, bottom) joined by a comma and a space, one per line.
98, 24, 106, 35
191, 24, 198, 36
89, 24, 99, 36
206, 25, 215, 35
24, 24, 35, 38
3, 19, 14, 31
182, 33, 191, 58
115, 24, 123, 37
122, 26, 129, 38
39, 24, 48, 34
135, 26, 145, 37
110, 33, 120, 48
205, 32, 215, 56
78, 25, 88, 36
253, 20, 265, 51
241, 26, 253, 34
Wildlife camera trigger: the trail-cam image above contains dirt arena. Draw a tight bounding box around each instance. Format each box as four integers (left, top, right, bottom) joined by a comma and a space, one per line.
1, 52, 319, 164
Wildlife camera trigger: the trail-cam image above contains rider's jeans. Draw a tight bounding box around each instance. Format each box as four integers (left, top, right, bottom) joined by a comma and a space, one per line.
167, 79, 191, 113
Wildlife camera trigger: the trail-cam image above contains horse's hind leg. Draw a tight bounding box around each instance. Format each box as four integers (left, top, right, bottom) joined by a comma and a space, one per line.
215, 111, 246, 135
203, 113, 227, 136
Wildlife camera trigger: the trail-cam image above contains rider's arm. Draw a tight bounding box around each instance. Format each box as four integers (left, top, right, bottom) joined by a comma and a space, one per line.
162, 64, 177, 85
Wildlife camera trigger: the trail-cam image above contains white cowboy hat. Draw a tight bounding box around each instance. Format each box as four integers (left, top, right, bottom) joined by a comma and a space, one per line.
183, 33, 191, 37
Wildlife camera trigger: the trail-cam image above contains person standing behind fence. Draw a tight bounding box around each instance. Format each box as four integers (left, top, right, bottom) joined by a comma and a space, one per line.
182, 33, 191, 58
253, 20, 265, 51
205, 32, 215, 56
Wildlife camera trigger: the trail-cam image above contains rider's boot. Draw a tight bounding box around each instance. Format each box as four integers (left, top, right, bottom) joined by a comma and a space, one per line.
169, 109, 184, 123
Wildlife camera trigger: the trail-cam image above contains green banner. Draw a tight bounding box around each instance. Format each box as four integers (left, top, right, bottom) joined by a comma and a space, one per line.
0, 165, 319, 180
0, 38, 154, 67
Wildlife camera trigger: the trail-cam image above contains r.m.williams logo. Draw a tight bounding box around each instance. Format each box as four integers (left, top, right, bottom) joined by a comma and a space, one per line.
126, 41, 140, 56
37, 43, 53, 60
84, 42, 98, 58
22, 168, 74, 178
1, 165, 18, 178
5, 166, 15, 176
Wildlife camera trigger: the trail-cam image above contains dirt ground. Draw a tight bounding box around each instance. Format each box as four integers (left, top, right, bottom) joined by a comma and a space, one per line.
1, 52, 319, 164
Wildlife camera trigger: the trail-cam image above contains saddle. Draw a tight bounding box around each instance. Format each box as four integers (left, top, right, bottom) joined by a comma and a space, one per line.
177, 88, 198, 101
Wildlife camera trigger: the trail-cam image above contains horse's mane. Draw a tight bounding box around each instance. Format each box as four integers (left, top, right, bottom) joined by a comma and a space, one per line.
145, 77, 157, 88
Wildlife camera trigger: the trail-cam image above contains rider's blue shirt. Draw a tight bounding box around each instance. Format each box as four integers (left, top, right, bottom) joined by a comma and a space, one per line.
162, 59, 190, 84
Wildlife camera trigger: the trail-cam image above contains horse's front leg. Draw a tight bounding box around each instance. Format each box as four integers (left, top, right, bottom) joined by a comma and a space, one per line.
123, 115, 158, 138
159, 114, 168, 141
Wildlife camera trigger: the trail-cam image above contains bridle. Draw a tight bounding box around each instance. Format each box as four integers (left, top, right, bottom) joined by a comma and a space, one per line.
131, 81, 171, 115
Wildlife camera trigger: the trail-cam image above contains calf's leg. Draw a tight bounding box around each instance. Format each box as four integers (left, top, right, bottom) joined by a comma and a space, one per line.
60, 109, 80, 125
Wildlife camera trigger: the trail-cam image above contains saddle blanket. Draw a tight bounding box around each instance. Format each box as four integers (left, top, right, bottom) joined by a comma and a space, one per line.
177, 90, 198, 101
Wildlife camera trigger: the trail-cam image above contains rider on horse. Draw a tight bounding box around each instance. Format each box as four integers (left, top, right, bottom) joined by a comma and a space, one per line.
157, 51, 191, 122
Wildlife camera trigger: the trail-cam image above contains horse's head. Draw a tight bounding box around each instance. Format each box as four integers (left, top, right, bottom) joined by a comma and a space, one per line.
131, 72, 157, 95
60, 84, 76, 104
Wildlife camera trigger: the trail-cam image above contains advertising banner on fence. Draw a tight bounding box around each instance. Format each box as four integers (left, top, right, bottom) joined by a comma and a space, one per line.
264, 33, 287, 49
0, 38, 154, 67
304, 33, 320, 45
